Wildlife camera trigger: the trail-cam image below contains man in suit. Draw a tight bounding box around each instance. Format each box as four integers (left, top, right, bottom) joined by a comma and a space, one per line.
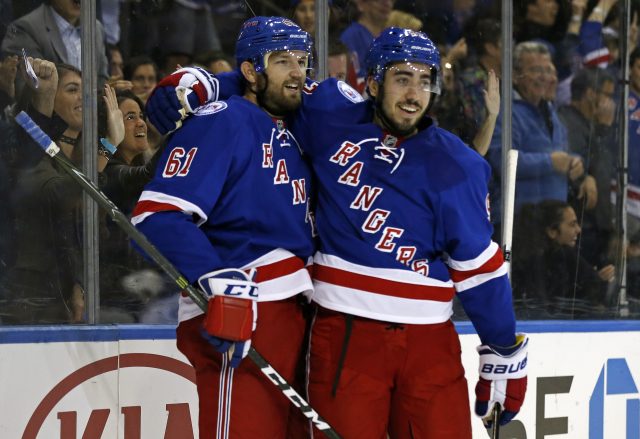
1, 0, 108, 83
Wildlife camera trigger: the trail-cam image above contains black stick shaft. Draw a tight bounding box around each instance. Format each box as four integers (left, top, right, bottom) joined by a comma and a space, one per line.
492, 405, 501, 439
15, 111, 341, 438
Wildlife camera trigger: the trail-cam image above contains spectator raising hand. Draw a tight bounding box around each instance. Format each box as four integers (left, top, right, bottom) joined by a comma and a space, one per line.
0, 55, 18, 99
578, 174, 598, 210
25, 57, 58, 117
483, 69, 500, 118
630, 12, 638, 53
572, 0, 587, 16
102, 84, 124, 148
472, 69, 500, 156
444, 38, 468, 67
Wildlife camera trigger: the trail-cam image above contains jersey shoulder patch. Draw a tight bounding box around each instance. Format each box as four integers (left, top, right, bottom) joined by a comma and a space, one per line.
337, 80, 364, 103
194, 100, 228, 116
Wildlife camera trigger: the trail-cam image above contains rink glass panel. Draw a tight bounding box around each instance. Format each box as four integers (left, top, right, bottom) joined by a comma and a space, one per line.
0, 0, 637, 325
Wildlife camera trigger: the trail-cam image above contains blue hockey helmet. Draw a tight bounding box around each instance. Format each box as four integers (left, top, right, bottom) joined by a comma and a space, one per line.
365, 27, 441, 94
235, 16, 312, 73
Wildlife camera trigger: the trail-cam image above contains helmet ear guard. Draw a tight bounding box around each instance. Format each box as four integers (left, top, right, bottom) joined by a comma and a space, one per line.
235, 16, 313, 73
365, 27, 442, 95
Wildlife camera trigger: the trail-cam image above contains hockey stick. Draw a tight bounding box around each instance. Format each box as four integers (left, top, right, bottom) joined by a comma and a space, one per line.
488, 151, 518, 439
491, 404, 501, 438
15, 111, 341, 439
502, 149, 519, 270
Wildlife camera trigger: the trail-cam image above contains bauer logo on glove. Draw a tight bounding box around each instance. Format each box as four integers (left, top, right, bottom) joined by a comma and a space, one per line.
475, 333, 529, 427
479, 355, 528, 376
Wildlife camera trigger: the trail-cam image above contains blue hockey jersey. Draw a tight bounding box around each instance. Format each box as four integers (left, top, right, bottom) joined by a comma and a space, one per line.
295, 79, 516, 346
142, 71, 516, 345
132, 96, 315, 321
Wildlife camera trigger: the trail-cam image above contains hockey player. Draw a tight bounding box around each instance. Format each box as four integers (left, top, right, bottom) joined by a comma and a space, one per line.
131, 17, 316, 438
146, 26, 528, 439
294, 28, 527, 438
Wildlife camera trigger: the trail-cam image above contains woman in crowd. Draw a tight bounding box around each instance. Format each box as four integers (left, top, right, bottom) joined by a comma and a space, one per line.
512, 200, 615, 318
123, 56, 159, 105
2, 63, 109, 324
98, 87, 168, 322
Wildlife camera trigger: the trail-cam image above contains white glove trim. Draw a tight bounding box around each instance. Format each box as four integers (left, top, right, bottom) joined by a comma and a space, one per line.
477, 333, 528, 380
198, 268, 258, 300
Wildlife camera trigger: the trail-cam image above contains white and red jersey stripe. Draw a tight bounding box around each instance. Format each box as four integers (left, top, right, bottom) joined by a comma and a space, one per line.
583, 47, 610, 68
178, 248, 313, 322
628, 184, 640, 218
132, 190, 209, 226
609, 182, 640, 219
445, 241, 508, 292
311, 252, 455, 324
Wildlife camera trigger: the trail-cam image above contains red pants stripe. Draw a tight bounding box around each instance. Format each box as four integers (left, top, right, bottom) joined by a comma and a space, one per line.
308, 307, 472, 439
177, 297, 305, 439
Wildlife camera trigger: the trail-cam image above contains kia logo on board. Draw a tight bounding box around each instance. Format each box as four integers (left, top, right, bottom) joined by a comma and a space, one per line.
22, 353, 197, 439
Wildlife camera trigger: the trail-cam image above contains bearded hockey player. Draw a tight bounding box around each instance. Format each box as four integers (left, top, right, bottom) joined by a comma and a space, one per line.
132, 17, 316, 439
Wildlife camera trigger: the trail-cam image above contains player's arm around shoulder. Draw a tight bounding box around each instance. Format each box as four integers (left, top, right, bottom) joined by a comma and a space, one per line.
153, 100, 243, 192
301, 77, 365, 112
166, 99, 235, 151
422, 127, 491, 192
440, 127, 491, 179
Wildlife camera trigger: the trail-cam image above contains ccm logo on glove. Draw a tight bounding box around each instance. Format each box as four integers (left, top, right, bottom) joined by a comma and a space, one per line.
222, 282, 258, 298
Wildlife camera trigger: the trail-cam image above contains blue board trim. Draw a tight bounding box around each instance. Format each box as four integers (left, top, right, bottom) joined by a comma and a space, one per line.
0, 325, 177, 344
0, 320, 638, 344
455, 320, 640, 334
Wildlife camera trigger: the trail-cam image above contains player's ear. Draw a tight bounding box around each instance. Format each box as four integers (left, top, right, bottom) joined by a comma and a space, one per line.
368, 77, 379, 98
545, 227, 558, 241
240, 61, 258, 85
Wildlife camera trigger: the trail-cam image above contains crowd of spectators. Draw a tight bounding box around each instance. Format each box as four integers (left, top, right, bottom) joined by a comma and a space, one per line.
0, 0, 638, 324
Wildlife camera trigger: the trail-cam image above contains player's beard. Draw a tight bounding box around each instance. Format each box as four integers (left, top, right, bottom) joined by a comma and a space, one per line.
256, 73, 303, 117
374, 87, 427, 137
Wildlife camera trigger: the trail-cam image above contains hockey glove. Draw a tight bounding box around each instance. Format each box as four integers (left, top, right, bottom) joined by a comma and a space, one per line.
198, 268, 258, 368
475, 333, 528, 428
146, 66, 218, 135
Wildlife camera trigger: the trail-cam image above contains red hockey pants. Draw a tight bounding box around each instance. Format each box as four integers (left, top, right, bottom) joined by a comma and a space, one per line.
308, 307, 472, 439
177, 296, 306, 439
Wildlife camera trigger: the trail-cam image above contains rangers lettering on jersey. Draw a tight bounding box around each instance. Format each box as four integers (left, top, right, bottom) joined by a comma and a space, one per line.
330, 141, 361, 165
274, 159, 290, 184
329, 138, 429, 276
362, 208, 390, 233
262, 143, 274, 167
292, 178, 307, 204
375, 227, 404, 252
260, 123, 312, 208
338, 162, 364, 186
350, 186, 383, 211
